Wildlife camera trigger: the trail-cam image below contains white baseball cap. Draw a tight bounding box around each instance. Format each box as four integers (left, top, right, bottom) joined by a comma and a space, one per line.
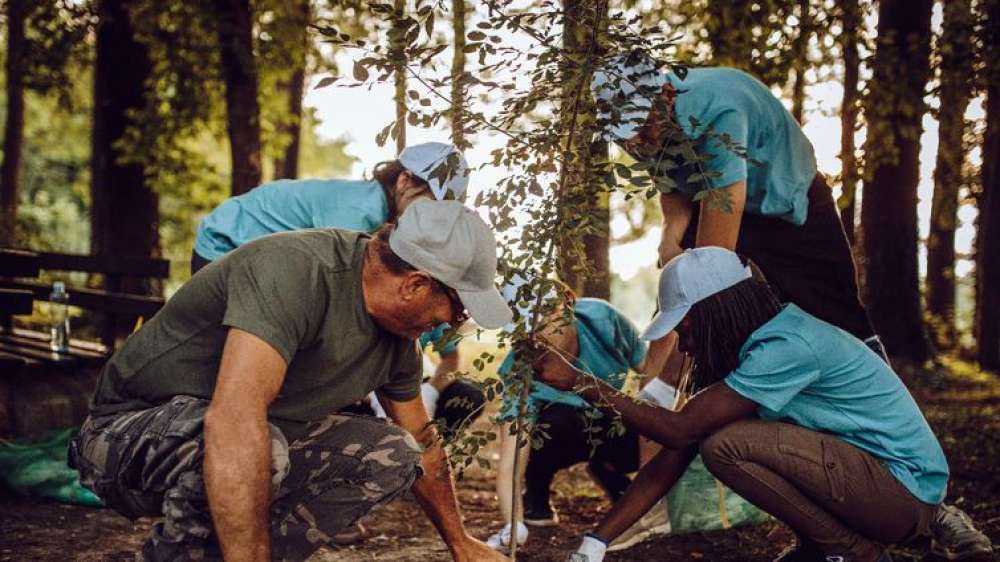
640, 247, 752, 341
389, 200, 513, 329
591, 51, 670, 141
398, 142, 471, 202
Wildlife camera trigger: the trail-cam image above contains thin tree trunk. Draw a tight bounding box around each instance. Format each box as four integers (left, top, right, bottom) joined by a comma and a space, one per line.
451, 0, 467, 150
91, 0, 159, 290
859, 0, 933, 363
977, 0, 1000, 371
837, 0, 861, 245
213, 0, 262, 195
557, 0, 609, 300
274, 0, 310, 180
927, 0, 974, 350
0, 0, 27, 247
790, 0, 810, 124
391, 0, 407, 155
707, 0, 755, 72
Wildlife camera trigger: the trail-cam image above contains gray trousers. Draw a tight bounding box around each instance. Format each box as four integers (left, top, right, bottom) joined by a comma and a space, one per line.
69, 395, 423, 562
700, 419, 937, 559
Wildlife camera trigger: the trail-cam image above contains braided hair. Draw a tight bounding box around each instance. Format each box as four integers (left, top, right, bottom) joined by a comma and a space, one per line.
686, 272, 782, 391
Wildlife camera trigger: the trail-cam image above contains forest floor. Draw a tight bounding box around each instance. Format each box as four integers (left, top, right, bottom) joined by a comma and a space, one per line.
1, 359, 998, 562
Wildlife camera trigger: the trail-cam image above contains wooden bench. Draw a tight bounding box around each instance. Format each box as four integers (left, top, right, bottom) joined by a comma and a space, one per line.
0, 248, 169, 437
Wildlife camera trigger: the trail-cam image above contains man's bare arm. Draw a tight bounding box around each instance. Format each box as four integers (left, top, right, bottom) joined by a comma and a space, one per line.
203, 329, 287, 562
379, 394, 509, 562
658, 191, 694, 265
695, 179, 747, 250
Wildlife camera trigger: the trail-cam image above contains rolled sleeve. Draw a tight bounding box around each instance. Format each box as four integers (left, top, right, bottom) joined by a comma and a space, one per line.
377, 341, 423, 402
724, 332, 821, 414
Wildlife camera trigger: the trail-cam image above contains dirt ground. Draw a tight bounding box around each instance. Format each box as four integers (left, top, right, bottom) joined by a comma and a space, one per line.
1, 360, 998, 562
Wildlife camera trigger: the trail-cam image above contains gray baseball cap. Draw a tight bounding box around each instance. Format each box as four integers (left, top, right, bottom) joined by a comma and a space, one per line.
591, 52, 670, 141
389, 200, 513, 329
641, 247, 752, 341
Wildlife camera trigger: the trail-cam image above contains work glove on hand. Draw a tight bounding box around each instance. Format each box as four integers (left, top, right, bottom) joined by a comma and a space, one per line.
566, 535, 607, 562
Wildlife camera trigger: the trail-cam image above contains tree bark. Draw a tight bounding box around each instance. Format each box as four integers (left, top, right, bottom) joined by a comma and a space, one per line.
557, 0, 609, 300
213, 0, 262, 195
977, 0, 1000, 371
91, 0, 159, 291
836, 0, 861, 246
273, 0, 310, 180
927, 0, 974, 350
707, 0, 755, 72
451, 0, 467, 150
0, 0, 27, 247
859, 0, 933, 363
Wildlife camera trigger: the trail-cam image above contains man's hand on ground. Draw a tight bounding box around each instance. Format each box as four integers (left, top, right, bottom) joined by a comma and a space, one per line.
450, 535, 511, 561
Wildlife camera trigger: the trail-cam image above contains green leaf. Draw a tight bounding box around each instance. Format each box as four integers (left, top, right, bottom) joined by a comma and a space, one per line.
468, 30, 487, 41
314, 76, 337, 89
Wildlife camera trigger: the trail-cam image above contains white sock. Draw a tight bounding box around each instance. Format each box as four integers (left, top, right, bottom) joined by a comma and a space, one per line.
576, 535, 608, 561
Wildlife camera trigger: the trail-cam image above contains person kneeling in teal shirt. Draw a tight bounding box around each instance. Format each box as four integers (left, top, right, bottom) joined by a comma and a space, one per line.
192, 141, 470, 273
544, 248, 952, 562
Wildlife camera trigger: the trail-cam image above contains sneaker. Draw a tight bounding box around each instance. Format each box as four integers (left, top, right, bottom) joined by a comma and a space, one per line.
823, 553, 892, 562
330, 522, 366, 546
523, 503, 560, 527
773, 539, 824, 562
930, 504, 994, 560
607, 505, 671, 552
486, 521, 529, 551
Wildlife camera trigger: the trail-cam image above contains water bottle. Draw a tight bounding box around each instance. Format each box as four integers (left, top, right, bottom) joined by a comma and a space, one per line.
49, 281, 70, 352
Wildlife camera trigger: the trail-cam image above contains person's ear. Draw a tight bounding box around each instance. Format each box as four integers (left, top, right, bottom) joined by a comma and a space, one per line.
399, 271, 435, 301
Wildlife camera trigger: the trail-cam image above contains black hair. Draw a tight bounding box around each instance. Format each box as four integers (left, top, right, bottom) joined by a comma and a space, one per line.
371, 160, 430, 222
369, 223, 417, 275
686, 272, 782, 391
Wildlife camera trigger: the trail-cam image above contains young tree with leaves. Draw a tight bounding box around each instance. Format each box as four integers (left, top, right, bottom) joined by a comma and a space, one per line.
836, 0, 862, 245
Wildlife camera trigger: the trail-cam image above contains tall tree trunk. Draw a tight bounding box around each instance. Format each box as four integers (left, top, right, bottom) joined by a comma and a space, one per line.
927, 0, 974, 350
391, 0, 407, 155
707, 0, 755, 72
837, 0, 861, 245
91, 0, 159, 289
790, 0, 811, 124
860, 0, 933, 363
213, 0, 262, 195
273, 0, 310, 180
0, 0, 26, 247
451, 0, 467, 150
977, 0, 1000, 371
557, 0, 609, 300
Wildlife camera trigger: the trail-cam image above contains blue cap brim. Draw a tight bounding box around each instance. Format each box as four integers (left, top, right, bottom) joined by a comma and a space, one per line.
640, 305, 689, 341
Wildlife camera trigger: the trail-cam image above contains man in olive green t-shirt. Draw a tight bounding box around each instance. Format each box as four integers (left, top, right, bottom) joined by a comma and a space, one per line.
69, 201, 513, 562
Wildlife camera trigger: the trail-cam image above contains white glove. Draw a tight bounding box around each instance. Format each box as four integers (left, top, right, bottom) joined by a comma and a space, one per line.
638, 378, 678, 410
567, 535, 607, 562
486, 521, 529, 550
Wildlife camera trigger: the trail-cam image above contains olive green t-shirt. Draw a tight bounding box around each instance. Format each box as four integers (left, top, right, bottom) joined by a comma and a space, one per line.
91, 229, 422, 441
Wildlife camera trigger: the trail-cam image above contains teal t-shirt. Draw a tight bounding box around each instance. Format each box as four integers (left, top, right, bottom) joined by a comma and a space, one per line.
724, 304, 949, 505
498, 298, 648, 419
656, 67, 817, 226
195, 178, 389, 260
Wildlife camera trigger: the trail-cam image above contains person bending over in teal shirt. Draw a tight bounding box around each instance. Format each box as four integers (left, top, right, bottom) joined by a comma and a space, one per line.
591, 52, 883, 358
192, 141, 470, 274
544, 248, 955, 562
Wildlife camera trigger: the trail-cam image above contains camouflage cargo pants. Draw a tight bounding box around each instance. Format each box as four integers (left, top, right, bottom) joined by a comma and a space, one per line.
68, 395, 423, 561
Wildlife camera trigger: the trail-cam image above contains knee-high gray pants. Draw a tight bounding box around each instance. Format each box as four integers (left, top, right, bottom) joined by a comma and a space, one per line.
69, 395, 423, 561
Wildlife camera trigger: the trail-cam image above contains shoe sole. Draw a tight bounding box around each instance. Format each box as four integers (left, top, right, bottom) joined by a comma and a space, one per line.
607, 522, 671, 552
930, 541, 994, 561
523, 516, 559, 527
